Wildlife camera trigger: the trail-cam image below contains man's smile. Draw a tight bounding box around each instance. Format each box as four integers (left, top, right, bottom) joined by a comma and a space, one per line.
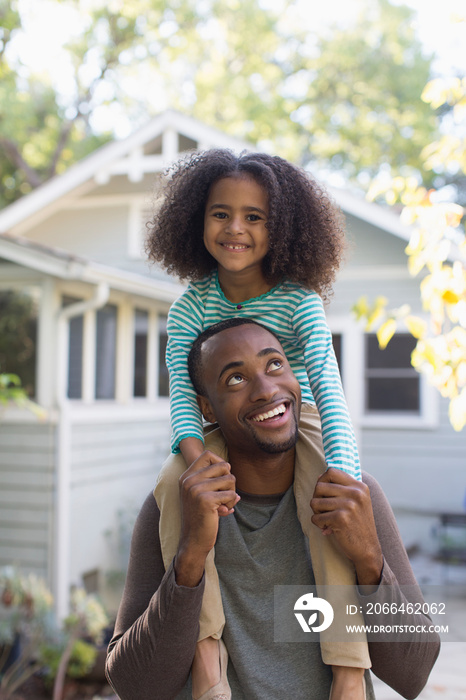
246, 400, 292, 427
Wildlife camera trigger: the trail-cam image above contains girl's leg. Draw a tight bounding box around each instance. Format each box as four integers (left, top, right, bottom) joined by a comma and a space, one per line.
294, 404, 370, 697
154, 426, 230, 699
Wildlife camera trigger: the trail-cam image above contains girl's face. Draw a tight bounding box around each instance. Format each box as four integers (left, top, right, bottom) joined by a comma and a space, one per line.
203, 174, 269, 280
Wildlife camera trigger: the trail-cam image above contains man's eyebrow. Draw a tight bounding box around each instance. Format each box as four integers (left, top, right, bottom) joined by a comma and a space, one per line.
257, 347, 284, 358
217, 347, 284, 381
218, 360, 244, 382
208, 203, 267, 216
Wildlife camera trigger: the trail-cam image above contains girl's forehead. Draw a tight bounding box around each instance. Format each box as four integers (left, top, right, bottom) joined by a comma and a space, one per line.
207, 173, 268, 200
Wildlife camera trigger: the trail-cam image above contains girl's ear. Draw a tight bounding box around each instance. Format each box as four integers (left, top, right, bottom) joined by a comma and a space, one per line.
197, 394, 217, 424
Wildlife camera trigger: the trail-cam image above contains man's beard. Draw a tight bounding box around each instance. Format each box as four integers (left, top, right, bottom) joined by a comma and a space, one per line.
244, 403, 299, 454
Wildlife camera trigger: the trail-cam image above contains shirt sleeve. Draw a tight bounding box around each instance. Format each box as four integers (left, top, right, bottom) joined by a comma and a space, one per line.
292, 293, 361, 479
361, 473, 441, 697
166, 289, 205, 453
105, 494, 203, 700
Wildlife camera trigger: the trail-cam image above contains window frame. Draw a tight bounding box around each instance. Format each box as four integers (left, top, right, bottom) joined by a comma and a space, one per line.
361, 331, 438, 429
61, 289, 170, 405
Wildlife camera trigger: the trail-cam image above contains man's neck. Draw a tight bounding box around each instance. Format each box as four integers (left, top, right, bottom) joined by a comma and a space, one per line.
227, 446, 296, 495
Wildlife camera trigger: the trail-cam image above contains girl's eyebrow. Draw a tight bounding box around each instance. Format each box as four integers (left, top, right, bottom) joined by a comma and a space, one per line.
208, 203, 268, 216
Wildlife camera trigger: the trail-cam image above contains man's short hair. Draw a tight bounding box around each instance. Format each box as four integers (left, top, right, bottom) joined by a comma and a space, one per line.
187, 318, 282, 396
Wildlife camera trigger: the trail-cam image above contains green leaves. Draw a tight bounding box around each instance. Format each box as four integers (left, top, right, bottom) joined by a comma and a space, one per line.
0, 0, 441, 204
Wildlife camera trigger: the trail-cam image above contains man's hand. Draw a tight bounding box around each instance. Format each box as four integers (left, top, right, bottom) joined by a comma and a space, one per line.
174, 450, 239, 587
310, 468, 383, 587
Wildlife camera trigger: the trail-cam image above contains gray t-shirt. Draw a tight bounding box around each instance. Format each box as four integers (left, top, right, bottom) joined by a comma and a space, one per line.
214, 487, 374, 699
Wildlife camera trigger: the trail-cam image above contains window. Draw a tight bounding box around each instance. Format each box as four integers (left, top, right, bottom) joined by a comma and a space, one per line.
134, 309, 149, 397
63, 296, 84, 399
365, 333, 419, 414
331, 333, 342, 382
95, 304, 117, 399
0, 289, 38, 398
158, 316, 169, 397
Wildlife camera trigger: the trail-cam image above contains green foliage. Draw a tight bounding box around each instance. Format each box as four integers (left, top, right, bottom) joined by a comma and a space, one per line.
0, 291, 37, 397
0, 0, 440, 204
0, 568, 109, 699
286, 0, 437, 181
40, 639, 97, 686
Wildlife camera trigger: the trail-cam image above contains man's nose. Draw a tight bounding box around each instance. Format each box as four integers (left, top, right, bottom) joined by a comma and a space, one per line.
249, 373, 277, 402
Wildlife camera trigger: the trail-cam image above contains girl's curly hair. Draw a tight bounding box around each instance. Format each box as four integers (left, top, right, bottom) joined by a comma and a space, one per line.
146, 149, 346, 299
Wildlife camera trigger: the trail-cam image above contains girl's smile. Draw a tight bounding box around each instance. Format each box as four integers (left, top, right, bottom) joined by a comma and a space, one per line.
203, 174, 270, 288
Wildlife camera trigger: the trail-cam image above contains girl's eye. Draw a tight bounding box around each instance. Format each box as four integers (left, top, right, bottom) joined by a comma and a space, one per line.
213, 212, 228, 219
247, 214, 262, 222
268, 359, 283, 372
226, 374, 244, 386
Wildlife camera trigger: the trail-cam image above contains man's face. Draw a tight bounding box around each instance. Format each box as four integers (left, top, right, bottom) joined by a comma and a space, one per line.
198, 324, 301, 455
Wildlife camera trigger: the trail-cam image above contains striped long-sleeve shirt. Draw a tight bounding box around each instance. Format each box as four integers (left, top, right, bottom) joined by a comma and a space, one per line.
166, 271, 361, 479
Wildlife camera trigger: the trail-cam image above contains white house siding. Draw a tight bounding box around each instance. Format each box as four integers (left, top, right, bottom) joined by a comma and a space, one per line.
0, 421, 55, 584
23, 207, 129, 269
344, 214, 409, 266
360, 397, 466, 552
68, 411, 171, 585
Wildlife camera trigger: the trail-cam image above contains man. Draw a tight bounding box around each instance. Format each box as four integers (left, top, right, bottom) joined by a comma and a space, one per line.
106, 319, 440, 700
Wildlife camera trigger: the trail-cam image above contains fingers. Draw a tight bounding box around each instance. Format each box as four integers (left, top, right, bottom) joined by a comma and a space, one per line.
317, 467, 360, 486
179, 450, 238, 514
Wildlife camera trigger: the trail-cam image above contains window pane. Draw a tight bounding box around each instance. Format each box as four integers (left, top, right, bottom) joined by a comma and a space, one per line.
95, 304, 117, 400
134, 309, 148, 397
331, 333, 342, 382
367, 333, 416, 369
365, 333, 420, 414
0, 290, 38, 398
63, 296, 83, 399
367, 377, 420, 412
68, 316, 84, 398
158, 316, 169, 397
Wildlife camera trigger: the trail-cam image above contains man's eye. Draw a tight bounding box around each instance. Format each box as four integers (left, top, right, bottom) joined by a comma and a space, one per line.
226, 374, 244, 386
268, 360, 283, 371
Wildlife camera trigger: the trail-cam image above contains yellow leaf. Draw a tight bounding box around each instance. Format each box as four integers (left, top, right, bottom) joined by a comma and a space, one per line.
442, 290, 461, 305
377, 319, 397, 349
352, 296, 370, 321
449, 389, 466, 432
405, 315, 427, 339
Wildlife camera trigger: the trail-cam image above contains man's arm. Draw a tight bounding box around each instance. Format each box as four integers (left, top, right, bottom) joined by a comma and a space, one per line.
106, 451, 238, 700
361, 473, 440, 699
311, 469, 440, 700
105, 494, 203, 700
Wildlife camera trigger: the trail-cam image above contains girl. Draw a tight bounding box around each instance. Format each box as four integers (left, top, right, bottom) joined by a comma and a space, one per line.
147, 150, 369, 700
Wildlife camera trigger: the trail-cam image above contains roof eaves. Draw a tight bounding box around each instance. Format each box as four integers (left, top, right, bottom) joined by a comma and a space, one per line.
0, 232, 184, 301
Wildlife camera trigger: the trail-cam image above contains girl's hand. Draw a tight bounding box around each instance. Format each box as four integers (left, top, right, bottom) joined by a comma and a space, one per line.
180, 437, 233, 516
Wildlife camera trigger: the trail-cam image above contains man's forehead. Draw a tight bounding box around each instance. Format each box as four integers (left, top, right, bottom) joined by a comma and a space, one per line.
202, 324, 283, 363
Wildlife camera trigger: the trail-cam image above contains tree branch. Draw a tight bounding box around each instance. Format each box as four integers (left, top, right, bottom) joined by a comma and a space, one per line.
0, 136, 42, 188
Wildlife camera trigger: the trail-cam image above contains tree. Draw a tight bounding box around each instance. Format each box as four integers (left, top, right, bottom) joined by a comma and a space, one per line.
354, 62, 466, 430
1, 0, 439, 205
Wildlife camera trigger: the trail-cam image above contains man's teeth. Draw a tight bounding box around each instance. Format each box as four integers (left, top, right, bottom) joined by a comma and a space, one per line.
251, 404, 287, 422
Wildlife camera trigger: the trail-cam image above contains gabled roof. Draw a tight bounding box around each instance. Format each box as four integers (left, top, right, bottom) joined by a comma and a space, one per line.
0, 110, 253, 233
0, 108, 412, 243
0, 232, 184, 301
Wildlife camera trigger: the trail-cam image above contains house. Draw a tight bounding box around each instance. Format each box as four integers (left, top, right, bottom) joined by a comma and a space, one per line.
0, 110, 464, 618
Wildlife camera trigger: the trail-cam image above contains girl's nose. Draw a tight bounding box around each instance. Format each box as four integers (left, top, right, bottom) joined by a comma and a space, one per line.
226, 215, 244, 235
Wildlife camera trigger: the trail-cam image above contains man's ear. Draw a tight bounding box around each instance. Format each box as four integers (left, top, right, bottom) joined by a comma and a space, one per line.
197, 394, 216, 424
